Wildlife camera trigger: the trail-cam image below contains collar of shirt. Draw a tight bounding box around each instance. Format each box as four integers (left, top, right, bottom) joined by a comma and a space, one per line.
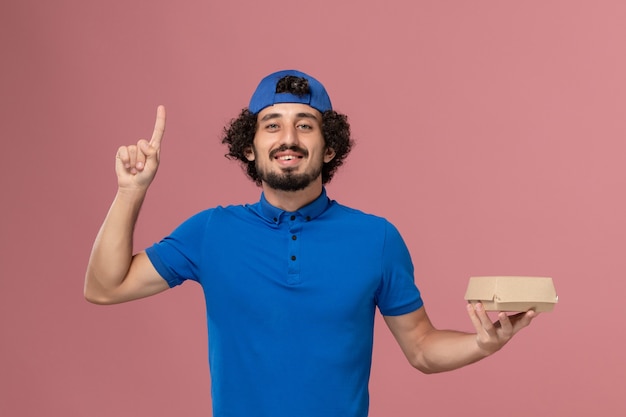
255, 187, 332, 225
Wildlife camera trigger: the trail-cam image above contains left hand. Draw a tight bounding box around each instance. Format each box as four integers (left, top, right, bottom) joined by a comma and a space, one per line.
466, 302, 537, 356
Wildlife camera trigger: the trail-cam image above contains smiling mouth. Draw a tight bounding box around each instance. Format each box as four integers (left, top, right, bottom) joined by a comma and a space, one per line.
271, 145, 308, 161
276, 155, 303, 161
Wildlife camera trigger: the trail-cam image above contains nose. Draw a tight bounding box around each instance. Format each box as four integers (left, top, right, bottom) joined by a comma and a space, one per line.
280, 124, 300, 147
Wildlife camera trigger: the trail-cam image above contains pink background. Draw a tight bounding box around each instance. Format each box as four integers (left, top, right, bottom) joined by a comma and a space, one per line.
1, 1, 624, 416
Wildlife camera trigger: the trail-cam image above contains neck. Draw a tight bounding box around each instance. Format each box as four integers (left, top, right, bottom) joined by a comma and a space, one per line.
262, 181, 323, 212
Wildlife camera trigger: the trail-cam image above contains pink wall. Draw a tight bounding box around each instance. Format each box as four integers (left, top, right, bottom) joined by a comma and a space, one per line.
1, 1, 624, 416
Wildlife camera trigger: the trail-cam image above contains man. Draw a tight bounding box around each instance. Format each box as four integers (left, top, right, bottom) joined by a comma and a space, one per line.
85, 70, 536, 417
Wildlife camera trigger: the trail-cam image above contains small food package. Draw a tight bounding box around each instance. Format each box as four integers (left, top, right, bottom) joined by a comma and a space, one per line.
464, 276, 558, 312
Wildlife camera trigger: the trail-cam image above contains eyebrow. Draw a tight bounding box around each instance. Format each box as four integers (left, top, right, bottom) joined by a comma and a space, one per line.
260, 112, 320, 122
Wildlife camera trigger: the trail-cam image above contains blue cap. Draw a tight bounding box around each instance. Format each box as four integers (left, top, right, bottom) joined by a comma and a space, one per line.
248, 70, 332, 114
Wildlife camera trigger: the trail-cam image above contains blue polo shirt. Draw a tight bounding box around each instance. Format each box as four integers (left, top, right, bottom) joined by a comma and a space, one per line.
146, 189, 423, 417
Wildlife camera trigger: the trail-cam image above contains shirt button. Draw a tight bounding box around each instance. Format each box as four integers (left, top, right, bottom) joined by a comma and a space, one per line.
306, 216, 311, 221
292, 235, 297, 240
290, 215, 296, 221
273, 217, 278, 223
291, 255, 296, 261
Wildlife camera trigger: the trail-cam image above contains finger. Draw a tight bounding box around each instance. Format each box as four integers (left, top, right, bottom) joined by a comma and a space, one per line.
149, 105, 166, 148
127, 145, 138, 174
472, 302, 496, 331
504, 311, 527, 325
510, 310, 537, 332
135, 139, 150, 171
496, 312, 514, 336
116, 146, 131, 169
466, 303, 491, 333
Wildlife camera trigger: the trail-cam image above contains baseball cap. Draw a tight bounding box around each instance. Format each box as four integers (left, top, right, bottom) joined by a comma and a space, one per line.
248, 69, 332, 114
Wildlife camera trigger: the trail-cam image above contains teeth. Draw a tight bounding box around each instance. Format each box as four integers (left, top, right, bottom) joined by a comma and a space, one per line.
278, 156, 296, 160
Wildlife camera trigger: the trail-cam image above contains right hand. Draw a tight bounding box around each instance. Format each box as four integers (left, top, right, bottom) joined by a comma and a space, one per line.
115, 105, 166, 191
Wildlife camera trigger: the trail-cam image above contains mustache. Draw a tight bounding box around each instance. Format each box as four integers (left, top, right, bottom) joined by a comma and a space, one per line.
269, 145, 309, 159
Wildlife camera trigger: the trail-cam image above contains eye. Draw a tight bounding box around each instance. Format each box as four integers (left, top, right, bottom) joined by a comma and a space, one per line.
265, 123, 280, 131
297, 123, 313, 130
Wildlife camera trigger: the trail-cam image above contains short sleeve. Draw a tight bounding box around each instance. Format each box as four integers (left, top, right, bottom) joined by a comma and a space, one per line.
145, 210, 213, 287
375, 221, 423, 316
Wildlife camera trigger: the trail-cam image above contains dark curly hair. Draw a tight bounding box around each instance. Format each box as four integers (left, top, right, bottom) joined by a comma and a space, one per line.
221, 76, 353, 186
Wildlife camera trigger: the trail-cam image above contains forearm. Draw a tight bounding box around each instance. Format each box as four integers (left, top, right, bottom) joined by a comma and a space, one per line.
384, 306, 523, 375
84, 188, 147, 302
414, 329, 489, 374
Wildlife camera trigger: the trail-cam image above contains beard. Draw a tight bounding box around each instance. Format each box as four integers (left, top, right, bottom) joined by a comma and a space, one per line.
257, 164, 322, 191
253, 144, 324, 192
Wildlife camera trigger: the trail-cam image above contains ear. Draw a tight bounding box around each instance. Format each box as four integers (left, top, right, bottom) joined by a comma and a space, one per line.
244, 146, 255, 161
323, 147, 336, 163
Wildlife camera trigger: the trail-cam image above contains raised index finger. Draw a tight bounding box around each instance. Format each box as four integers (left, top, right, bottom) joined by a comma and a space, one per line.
149, 105, 166, 148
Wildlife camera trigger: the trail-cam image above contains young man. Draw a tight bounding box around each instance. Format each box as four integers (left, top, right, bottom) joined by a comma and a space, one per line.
85, 70, 536, 417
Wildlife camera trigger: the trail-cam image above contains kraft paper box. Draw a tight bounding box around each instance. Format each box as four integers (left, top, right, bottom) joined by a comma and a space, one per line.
464, 276, 558, 312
